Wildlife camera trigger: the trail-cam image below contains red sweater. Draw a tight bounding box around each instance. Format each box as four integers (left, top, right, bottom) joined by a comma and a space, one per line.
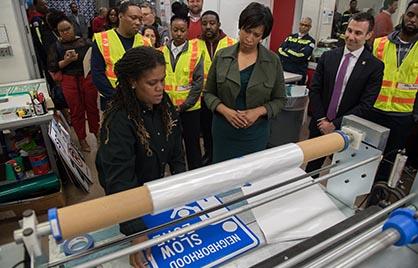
188, 18, 201, 40
374, 11, 393, 38
92, 16, 107, 33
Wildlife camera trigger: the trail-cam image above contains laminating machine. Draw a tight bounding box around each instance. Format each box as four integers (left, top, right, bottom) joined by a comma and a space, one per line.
13, 115, 418, 268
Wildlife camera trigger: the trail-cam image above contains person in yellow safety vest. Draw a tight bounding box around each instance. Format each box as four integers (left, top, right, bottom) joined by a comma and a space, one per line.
161, 6, 204, 170
366, 0, 418, 182
91, 1, 151, 110
198, 10, 237, 166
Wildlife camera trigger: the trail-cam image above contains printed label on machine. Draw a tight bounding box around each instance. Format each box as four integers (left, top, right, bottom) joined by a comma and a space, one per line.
142, 196, 259, 268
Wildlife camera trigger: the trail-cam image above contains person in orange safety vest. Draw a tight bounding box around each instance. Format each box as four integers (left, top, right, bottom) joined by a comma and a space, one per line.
366, 0, 418, 182
91, 1, 151, 110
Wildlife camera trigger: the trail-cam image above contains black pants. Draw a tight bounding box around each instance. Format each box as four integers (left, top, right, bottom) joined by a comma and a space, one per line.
180, 109, 202, 170
200, 101, 213, 163
305, 120, 326, 177
364, 110, 415, 182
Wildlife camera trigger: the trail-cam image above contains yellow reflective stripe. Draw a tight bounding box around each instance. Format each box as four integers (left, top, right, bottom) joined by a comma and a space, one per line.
142, 36, 151, 47
382, 80, 418, 90
278, 47, 288, 57
164, 85, 176, 91
163, 41, 201, 111
226, 37, 234, 46
95, 30, 148, 88
379, 88, 417, 99
35, 28, 42, 44
202, 36, 236, 81
374, 87, 417, 112
374, 98, 414, 112
99, 32, 117, 82
287, 49, 305, 57
287, 37, 312, 45
188, 40, 199, 84
380, 96, 415, 105
374, 37, 388, 60
216, 36, 237, 54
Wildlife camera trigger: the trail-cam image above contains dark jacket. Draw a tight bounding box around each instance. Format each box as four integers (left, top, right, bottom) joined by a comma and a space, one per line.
67, 12, 89, 38
48, 37, 92, 76
202, 30, 227, 60
309, 46, 384, 130
96, 94, 186, 235
278, 33, 315, 80
204, 43, 286, 119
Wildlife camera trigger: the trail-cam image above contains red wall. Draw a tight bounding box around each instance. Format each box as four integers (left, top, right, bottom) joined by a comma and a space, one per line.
269, 0, 296, 52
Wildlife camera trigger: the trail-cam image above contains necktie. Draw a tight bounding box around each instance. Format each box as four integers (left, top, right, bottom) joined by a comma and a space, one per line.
327, 53, 353, 121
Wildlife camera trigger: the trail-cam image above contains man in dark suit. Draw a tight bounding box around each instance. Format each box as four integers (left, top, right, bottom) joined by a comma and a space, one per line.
306, 12, 384, 174
67, 2, 89, 38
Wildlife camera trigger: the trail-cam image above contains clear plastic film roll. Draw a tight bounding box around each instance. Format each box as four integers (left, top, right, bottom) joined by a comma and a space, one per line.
146, 143, 304, 213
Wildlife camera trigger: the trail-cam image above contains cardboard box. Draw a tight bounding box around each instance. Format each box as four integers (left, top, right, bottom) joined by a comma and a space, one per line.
0, 187, 65, 221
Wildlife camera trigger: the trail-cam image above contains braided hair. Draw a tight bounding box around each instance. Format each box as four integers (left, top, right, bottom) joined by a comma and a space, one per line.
102, 46, 177, 156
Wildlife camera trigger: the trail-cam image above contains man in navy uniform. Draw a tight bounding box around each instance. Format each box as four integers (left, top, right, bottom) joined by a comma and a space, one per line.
278, 17, 315, 84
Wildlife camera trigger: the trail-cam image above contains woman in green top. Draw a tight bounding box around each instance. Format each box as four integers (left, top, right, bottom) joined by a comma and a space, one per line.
204, 2, 286, 163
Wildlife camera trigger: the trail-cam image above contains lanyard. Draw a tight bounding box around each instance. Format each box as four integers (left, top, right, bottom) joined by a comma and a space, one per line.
396, 39, 414, 68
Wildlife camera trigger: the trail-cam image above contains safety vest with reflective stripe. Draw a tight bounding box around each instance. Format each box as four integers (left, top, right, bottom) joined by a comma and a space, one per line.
198, 36, 237, 81
373, 36, 418, 113
94, 29, 151, 88
161, 39, 203, 111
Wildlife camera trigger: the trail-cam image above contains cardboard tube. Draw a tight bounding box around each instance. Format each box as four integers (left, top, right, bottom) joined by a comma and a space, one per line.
58, 186, 152, 239
297, 132, 346, 163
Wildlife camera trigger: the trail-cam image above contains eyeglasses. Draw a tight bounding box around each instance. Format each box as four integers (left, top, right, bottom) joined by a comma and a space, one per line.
300, 23, 311, 27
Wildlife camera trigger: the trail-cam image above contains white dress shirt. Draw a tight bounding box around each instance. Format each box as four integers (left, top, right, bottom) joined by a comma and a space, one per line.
336, 46, 364, 110
171, 41, 187, 59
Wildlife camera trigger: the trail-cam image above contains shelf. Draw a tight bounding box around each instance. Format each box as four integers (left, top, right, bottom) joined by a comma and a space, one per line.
0, 171, 54, 187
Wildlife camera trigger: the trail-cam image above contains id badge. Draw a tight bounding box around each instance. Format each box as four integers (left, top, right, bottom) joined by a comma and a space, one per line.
398, 83, 418, 90
177, 85, 191, 91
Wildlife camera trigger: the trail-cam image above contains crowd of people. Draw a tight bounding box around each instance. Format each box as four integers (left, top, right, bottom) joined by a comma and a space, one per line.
25, 0, 418, 266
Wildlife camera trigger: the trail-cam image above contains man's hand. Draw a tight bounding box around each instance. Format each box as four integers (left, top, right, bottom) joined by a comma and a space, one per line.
317, 119, 335, 134
129, 235, 151, 268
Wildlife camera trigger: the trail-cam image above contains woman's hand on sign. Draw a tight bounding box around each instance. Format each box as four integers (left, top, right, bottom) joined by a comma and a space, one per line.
130, 235, 152, 268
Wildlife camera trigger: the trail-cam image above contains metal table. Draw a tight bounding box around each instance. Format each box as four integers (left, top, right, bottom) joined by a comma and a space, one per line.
283, 71, 302, 83
0, 79, 59, 182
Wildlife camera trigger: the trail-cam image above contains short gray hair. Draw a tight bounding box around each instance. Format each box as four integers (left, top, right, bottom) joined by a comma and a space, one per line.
140, 2, 155, 14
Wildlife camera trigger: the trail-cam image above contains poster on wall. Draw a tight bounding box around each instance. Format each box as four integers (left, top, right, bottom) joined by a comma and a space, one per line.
47, 0, 96, 21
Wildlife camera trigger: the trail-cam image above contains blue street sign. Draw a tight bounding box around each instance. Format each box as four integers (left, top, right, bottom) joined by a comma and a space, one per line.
142, 196, 259, 268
